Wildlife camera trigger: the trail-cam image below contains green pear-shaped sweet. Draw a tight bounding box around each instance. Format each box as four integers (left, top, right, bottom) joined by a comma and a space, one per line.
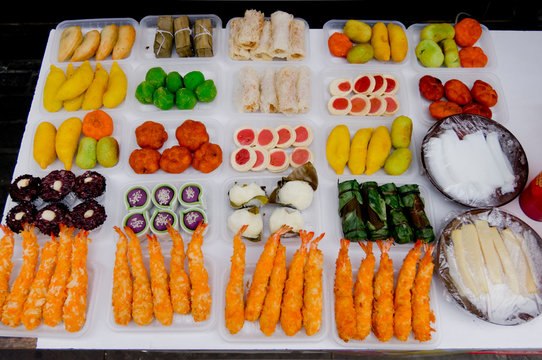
75, 136, 97, 169
420, 23, 455, 43
440, 39, 460, 68
415, 40, 444, 67
346, 43, 374, 64
343, 20, 372, 43
96, 136, 119, 168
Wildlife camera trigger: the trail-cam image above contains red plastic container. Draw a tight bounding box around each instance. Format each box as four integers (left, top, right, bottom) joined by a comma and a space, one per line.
519, 171, 542, 221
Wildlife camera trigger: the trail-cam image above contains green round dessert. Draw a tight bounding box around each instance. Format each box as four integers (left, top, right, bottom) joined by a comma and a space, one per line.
175, 88, 198, 110
183, 70, 205, 91
135, 81, 155, 104
145, 67, 167, 88
166, 71, 183, 93
195, 79, 217, 103
153, 87, 175, 110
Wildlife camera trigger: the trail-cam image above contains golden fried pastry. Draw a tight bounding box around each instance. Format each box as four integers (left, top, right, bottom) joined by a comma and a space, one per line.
71, 30, 101, 62
175, 119, 209, 152
129, 148, 161, 174
135, 121, 168, 150
159, 145, 192, 174
95, 24, 118, 61
112, 25, 136, 60
58, 26, 83, 62
192, 142, 222, 173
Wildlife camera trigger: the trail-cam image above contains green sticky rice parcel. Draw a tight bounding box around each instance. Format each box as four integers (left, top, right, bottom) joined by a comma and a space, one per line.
195, 79, 217, 103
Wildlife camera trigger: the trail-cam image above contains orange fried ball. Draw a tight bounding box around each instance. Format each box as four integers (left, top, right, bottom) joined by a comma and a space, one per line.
470, 79, 498, 107
444, 79, 472, 106
129, 148, 161, 174
175, 119, 209, 152
135, 121, 168, 150
429, 100, 463, 120
159, 145, 192, 174
192, 142, 223, 173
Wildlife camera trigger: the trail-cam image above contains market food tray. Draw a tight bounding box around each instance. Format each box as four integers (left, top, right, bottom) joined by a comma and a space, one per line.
0, 260, 101, 338
437, 207, 542, 325
218, 258, 330, 342
139, 14, 223, 62
50, 18, 141, 65
328, 244, 442, 349
411, 70, 509, 126
321, 20, 410, 67
407, 22, 497, 72
224, 15, 311, 64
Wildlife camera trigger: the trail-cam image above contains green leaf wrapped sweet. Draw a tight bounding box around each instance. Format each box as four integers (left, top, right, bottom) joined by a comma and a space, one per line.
361, 181, 389, 241
228, 182, 268, 209
269, 162, 318, 210
380, 183, 414, 244
397, 184, 435, 243
338, 180, 367, 242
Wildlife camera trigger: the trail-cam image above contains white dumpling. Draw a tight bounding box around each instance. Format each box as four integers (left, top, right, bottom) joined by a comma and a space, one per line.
277, 180, 314, 210
229, 182, 267, 208
227, 208, 263, 239
269, 207, 303, 234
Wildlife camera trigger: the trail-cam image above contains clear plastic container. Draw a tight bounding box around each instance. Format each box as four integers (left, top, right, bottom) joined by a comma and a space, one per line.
407, 23, 497, 72
412, 71, 509, 126
322, 20, 410, 67
128, 61, 224, 116
224, 16, 310, 63
139, 15, 222, 61
51, 18, 140, 64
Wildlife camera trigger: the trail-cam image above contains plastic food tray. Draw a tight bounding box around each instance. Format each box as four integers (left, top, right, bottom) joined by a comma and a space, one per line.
139, 14, 223, 62
407, 23, 497, 72
322, 20, 410, 67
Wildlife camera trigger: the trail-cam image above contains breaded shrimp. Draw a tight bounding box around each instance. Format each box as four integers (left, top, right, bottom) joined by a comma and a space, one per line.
372, 239, 394, 342
63, 230, 90, 332
226, 224, 247, 335
21, 235, 59, 330
302, 232, 325, 336
245, 225, 292, 322
167, 224, 191, 315
412, 243, 436, 342
334, 238, 356, 342
43, 224, 73, 327
280, 230, 311, 336
112, 226, 132, 325
1, 224, 39, 327
0, 225, 15, 311
353, 241, 375, 341
259, 243, 286, 336
187, 222, 211, 322
147, 234, 173, 326
125, 226, 153, 326
394, 240, 422, 341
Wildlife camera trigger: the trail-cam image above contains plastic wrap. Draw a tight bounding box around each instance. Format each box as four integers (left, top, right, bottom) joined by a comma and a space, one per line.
437, 208, 542, 325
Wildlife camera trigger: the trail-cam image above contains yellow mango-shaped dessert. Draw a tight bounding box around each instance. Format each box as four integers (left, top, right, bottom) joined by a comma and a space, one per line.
348, 127, 373, 175
33, 122, 57, 169
103, 61, 127, 108
55, 117, 82, 171
365, 125, 391, 175
82, 63, 109, 110
387, 23, 408, 63
371, 22, 390, 61
43, 65, 67, 112
55, 60, 94, 101
63, 63, 85, 111
326, 125, 351, 175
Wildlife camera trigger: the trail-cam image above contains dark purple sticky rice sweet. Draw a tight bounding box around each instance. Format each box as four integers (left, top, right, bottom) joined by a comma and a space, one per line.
9, 174, 41, 203
152, 211, 175, 232
35, 202, 71, 236
73, 171, 106, 200
5, 201, 37, 233
71, 199, 107, 231
39, 170, 75, 202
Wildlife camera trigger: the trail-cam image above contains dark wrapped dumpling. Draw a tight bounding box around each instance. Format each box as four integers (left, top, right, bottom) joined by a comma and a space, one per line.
73, 171, 106, 200
35, 202, 71, 236
5, 201, 37, 233
40, 170, 75, 202
71, 199, 107, 231
9, 174, 41, 203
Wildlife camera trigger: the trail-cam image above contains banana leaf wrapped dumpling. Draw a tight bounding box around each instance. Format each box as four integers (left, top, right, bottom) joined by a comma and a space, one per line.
338, 180, 367, 242
269, 162, 318, 210
380, 183, 414, 244
360, 181, 389, 241
397, 184, 435, 243
228, 182, 268, 209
